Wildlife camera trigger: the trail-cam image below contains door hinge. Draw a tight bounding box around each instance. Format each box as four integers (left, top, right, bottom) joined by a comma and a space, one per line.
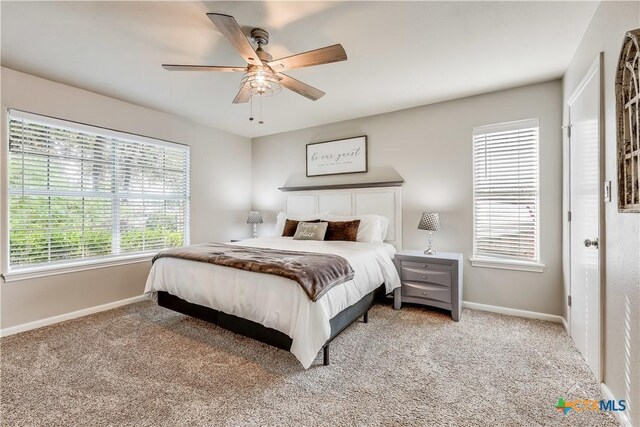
568, 295, 572, 307
567, 211, 572, 222
567, 125, 571, 138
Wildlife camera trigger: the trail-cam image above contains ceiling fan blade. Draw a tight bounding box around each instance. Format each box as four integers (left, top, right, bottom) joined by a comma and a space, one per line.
277, 73, 325, 101
207, 13, 262, 67
268, 44, 347, 71
233, 84, 253, 104
162, 64, 245, 72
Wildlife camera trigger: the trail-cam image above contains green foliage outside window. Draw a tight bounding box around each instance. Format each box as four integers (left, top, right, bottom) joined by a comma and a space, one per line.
8, 112, 189, 269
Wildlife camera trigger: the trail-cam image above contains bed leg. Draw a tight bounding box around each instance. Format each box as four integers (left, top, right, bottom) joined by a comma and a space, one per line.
363, 310, 369, 323
323, 344, 330, 366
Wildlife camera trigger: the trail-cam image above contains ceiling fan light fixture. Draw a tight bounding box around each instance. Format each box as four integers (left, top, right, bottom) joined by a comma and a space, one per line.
241, 67, 281, 97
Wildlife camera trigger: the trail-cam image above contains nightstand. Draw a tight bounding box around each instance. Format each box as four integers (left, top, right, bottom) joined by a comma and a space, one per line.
393, 250, 463, 321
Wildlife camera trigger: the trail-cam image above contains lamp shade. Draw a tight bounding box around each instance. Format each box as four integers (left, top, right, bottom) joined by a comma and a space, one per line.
418, 212, 442, 231
246, 211, 263, 224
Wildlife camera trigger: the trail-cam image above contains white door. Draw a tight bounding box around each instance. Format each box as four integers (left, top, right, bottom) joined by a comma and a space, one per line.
568, 54, 602, 381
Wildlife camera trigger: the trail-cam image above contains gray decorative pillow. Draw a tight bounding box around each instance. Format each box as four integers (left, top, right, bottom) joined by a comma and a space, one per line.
293, 221, 328, 241
282, 218, 320, 237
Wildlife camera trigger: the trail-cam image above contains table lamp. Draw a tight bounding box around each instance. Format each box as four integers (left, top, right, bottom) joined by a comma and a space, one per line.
418, 212, 442, 255
247, 211, 263, 238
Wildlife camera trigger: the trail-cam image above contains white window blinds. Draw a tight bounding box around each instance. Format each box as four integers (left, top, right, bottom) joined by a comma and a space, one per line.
473, 119, 539, 262
7, 110, 190, 270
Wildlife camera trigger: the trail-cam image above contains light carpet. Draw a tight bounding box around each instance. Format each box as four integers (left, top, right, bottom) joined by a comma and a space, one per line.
1, 301, 619, 426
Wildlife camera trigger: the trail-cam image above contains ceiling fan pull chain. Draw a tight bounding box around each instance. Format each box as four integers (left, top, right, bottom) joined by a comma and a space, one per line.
259, 95, 264, 124
249, 96, 254, 121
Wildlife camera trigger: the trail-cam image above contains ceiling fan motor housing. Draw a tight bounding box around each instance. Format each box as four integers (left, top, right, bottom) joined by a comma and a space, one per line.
250, 28, 272, 63
251, 28, 269, 46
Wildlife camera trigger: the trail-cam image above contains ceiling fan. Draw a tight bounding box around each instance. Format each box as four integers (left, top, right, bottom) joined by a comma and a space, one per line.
162, 13, 347, 104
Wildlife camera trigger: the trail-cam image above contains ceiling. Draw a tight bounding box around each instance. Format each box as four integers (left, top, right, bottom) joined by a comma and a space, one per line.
1, 1, 599, 138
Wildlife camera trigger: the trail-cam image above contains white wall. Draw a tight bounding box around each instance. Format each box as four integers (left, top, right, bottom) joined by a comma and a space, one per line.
562, 2, 640, 425
0, 67, 252, 329
252, 80, 564, 316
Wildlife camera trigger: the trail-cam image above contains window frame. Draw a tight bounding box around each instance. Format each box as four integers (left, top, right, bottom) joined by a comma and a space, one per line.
469, 118, 545, 273
2, 109, 191, 282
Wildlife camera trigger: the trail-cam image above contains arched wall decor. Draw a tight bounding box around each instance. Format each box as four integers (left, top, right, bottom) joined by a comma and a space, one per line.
617, 28, 640, 212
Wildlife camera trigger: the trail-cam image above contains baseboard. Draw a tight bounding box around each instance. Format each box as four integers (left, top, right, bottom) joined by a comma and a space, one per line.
561, 317, 569, 333
462, 301, 564, 323
0, 295, 147, 337
600, 383, 633, 427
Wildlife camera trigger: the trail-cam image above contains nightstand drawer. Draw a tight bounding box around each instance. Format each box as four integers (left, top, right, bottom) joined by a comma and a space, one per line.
401, 267, 451, 287
401, 260, 452, 272
402, 282, 452, 304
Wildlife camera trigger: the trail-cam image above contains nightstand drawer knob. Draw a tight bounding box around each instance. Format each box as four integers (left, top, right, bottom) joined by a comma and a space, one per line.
422, 275, 426, 279
422, 291, 427, 295
422, 264, 426, 268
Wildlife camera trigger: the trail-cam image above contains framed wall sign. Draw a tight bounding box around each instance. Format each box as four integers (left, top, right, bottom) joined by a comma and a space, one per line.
306, 136, 368, 177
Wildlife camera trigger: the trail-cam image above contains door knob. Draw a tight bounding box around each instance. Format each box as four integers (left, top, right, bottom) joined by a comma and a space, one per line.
584, 238, 599, 248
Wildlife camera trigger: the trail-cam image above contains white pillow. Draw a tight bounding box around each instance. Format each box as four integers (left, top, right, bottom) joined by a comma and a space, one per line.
378, 217, 390, 242
273, 211, 329, 237
321, 214, 389, 243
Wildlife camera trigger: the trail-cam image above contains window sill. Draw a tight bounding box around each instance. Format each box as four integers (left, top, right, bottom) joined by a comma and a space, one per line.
1, 253, 155, 283
469, 257, 545, 273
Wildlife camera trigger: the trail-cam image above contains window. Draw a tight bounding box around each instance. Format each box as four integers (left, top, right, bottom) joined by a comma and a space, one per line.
6, 110, 190, 274
471, 118, 544, 272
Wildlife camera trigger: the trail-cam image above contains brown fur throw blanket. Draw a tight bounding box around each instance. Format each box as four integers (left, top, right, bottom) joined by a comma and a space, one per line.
153, 243, 355, 302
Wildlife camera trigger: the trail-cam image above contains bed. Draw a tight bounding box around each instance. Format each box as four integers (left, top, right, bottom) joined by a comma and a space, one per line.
144, 186, 403, 368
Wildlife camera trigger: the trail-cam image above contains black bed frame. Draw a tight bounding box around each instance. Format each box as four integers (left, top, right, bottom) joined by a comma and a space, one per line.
157, 284, 387, 366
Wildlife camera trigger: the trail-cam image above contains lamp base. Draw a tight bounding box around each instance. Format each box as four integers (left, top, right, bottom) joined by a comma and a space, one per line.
424, 231, 436, 255
252, 223, 258, 239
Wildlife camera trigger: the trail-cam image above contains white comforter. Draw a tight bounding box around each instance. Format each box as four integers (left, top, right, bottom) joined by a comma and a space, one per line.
144, 237, 400, 368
